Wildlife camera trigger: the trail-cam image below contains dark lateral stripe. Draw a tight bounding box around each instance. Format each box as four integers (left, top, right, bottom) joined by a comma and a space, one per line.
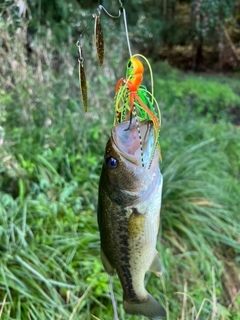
116, 208, 140, 303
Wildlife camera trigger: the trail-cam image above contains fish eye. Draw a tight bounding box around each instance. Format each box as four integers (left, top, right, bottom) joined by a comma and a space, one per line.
106, 157, 118, 169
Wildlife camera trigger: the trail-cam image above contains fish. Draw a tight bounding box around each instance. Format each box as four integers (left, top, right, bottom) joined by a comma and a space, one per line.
97, 119, 166, 319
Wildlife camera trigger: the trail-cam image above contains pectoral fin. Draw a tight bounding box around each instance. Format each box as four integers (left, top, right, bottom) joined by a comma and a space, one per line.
149, 251, 162, 277
101, 249, 114, 275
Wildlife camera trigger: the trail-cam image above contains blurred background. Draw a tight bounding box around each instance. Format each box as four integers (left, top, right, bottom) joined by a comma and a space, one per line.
0, 0, 239, 319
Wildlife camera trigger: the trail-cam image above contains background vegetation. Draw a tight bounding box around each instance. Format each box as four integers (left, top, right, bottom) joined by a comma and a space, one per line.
0, 0, 239, 319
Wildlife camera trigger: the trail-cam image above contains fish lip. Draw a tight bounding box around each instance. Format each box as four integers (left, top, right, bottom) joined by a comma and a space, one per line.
112, 119, 154, 166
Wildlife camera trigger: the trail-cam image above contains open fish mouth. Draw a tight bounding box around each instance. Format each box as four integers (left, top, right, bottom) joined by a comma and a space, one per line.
112, 119, 155, 167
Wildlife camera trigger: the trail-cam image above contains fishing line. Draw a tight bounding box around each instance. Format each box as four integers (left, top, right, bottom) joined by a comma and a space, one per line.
108, 275, 119, 320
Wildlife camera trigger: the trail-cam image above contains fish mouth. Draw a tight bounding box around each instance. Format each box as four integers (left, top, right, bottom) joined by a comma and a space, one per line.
112, 119, 155, 167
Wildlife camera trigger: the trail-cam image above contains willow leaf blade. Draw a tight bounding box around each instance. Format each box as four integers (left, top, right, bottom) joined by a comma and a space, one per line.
79, 62, 87, 112
95, 15, 104, 67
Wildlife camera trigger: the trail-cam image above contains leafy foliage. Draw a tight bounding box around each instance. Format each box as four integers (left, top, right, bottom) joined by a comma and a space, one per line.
191, 0, 236, 39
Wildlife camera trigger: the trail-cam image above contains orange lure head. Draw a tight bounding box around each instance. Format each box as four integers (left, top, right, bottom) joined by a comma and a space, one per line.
126, 57, 144, 89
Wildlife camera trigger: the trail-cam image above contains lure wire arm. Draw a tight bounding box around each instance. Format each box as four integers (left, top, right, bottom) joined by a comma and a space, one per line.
93, 1, 132, 58
97, 5, 122, 19
122, 7, 132, 57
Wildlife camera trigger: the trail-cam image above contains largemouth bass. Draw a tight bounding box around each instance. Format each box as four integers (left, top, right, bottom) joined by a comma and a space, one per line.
97, 119, 166, 319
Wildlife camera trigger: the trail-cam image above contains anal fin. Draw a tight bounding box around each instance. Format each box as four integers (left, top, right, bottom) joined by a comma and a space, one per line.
149, 251, 162, 277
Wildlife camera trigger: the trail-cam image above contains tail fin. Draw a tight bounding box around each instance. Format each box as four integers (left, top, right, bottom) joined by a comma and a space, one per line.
123, 293, 166, 319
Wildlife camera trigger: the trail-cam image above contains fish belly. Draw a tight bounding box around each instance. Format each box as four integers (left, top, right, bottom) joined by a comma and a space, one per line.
99, 176, 161, 298
119, 182, 162, 302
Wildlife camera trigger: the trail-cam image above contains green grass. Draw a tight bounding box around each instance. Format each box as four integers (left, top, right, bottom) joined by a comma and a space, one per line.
154, 61, 240, 123
0, 4, 240, 319
159, 120, 240, 319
